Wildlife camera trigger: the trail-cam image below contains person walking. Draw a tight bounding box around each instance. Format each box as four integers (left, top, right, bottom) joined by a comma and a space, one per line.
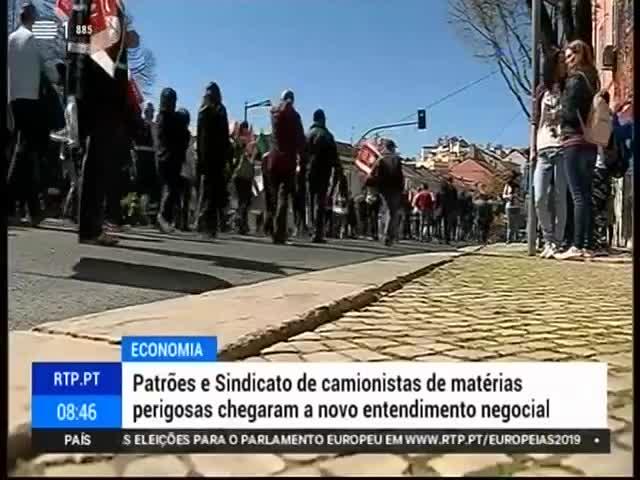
364, 187, 380, 241
502, 172, 522, 244
555, 40, 600, 260
232, 121, 256, 235
132, 102, 158, 224
440, 176, 458, 244
266, 89, 306, 244
412, 183, 433, 242
305, 109, 341, 243
195, 82, 232, 238
474, 191, 493, 244
366, 139, 404, 247
533, 48, 568, 258
156, 88, 185, 233
175, 108, 194, 231
7, 2, 46, 227
75, 3, 132, 246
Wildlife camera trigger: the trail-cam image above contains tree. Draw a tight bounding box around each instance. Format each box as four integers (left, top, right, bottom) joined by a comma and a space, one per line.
448, 0, 595, 120
449, 0, 534, 118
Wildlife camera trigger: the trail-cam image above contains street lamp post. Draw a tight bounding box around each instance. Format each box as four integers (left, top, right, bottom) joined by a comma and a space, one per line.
244, 99, 272, 123
527, 0, 542, 256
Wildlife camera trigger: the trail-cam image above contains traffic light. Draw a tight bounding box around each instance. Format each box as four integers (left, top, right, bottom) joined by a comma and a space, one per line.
417, 109, 426, 130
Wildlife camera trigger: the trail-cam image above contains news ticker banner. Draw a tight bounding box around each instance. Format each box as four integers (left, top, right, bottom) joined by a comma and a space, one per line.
32, 336, 611, 454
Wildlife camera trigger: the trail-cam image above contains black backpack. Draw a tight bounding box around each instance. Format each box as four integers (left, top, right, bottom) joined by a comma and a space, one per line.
603, 131, 630, 179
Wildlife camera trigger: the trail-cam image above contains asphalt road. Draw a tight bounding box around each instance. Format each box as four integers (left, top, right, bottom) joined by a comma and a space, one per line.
9, 219, 462, 331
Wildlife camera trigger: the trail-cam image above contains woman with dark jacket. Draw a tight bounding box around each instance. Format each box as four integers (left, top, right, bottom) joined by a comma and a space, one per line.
555, 40, 600, 260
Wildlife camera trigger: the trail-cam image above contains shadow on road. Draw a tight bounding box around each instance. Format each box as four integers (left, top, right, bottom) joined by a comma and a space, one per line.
113, 244, 314, 275
228, 235, 449, 256
69, 257, 233, 293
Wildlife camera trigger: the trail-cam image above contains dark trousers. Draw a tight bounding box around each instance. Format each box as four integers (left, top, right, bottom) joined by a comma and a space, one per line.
172, 177, 192, 231
368, 201, 381, 240
269, 169, 295, 243
564, 144, 597, 249
135, 152, 158, 197
262, 162, 274, 236
564, 189, 574, 247
293, 169, 307, 232
7, 99, 42, 220
443, 211, 457, 243
197, 171, 227, 235
159, 162, 182, 224
234, 176, 253, 234
381, 190, 402, 244
309, 181, 329, 241
592, 166, 611, 250
477, 219, 491, 244
355, 199, 368, 237
78, 128, 120, 240
105, 153, 130, 226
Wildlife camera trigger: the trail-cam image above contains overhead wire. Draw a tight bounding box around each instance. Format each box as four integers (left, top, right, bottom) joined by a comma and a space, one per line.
394, 53, 531, 123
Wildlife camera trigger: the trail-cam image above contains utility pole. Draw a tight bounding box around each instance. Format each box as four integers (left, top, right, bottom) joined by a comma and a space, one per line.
527, 0, 541, 256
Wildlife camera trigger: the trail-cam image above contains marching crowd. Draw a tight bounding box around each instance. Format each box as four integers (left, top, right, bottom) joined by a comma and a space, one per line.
7, 4, 633, 255
6, 3, 502, 249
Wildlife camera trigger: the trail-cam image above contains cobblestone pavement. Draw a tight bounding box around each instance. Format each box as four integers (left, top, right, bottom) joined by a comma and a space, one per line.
12, 251, 633, 476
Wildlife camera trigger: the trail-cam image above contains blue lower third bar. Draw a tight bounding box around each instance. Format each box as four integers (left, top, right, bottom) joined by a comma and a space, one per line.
32, 395, 122, 429
121, 336, 217, 362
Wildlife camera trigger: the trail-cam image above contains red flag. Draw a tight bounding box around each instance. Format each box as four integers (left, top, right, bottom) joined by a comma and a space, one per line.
56, 0, 126, 77
55, 0, 122, 43
54, 0, 73, 20
355, 141, 382, 176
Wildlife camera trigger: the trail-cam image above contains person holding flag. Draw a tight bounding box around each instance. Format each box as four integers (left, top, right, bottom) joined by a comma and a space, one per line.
56, 0, 141, 245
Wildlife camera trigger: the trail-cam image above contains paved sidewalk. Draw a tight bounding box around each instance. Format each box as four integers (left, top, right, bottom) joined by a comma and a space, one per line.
12, 248, 633, 476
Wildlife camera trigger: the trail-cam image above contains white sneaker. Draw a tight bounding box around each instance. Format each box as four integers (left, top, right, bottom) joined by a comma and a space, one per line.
543, 244, 558, 259
554, 246, 582, 260
582, 248, 595, 259
539, 244, 551, 258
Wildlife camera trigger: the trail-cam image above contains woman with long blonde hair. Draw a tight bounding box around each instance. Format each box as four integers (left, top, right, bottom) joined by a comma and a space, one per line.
555, 39, 600, 260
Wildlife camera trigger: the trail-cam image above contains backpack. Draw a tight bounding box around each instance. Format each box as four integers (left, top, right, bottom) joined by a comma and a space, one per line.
603, 131, 630, 179
577, 72, 612, 147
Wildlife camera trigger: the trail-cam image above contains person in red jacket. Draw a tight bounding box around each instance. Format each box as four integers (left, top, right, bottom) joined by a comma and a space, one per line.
266, 89, 306, 244
412, 183, 433, 242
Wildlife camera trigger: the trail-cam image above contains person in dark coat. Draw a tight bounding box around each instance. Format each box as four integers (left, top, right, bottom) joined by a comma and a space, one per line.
266, 89, 306, 244
305, 109, 342, 243
366, 139, 405, 246
440, 176, 459, 244
155, 88, 185, 233
195, 82, 231, 238
555, 39, 600, 260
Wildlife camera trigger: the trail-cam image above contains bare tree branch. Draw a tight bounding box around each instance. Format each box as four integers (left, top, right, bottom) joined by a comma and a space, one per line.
449, 0, 577, 119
